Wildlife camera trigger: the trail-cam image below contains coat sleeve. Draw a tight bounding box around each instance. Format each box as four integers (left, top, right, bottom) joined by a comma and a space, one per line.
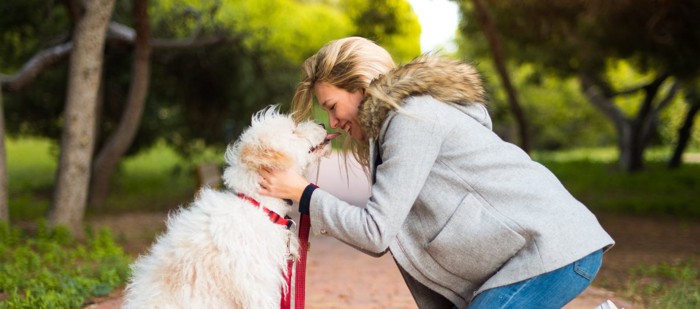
309, 104, 448, 254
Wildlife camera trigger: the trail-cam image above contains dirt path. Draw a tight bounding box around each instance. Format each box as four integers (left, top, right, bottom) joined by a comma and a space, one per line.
83, 211, 686, 309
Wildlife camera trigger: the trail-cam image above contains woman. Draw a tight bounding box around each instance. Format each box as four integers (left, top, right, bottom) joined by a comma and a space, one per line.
258, 37, 614, 308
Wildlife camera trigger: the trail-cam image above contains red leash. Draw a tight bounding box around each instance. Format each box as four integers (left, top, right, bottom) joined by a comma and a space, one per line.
281, 213, 310, 309
295, 213, 311, 308
234, 193, 307, 308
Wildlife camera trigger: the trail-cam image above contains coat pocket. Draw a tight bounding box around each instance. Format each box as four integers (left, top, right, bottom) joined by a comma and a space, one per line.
425, 194, 526, 283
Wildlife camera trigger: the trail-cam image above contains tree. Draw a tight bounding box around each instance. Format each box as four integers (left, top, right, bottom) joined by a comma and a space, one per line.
455, 0, 700, 171
578, 71, 680, 171
89, 0, 151, 209
465, 0, 530, 152
49, 0, 116, 231
669, 81, 700, 168
0, 86, 7, 223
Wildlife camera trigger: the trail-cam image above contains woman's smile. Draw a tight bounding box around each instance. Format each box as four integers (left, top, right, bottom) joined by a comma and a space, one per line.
313, 82, 366, 142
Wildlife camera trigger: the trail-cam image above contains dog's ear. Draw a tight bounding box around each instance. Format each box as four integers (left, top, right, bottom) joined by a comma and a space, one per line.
240, 145, 293, 172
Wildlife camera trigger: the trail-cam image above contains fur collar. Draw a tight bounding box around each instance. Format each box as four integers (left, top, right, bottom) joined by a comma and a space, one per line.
359, 55, 485, 140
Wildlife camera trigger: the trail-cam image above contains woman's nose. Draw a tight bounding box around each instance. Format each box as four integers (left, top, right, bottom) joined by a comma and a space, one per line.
329, 115, 339, 129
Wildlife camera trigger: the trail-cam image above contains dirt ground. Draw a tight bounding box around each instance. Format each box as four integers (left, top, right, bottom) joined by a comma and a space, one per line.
593, 213, 700, 306
83, 211, 700, 309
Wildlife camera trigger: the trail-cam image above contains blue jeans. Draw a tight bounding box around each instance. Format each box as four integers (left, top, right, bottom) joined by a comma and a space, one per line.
462, 249, 603, 309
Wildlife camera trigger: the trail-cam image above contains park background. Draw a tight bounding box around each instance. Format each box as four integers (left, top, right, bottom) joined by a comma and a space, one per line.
0, 0, 699, 308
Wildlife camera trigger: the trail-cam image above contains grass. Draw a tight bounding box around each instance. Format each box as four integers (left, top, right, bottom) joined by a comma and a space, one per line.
624, 259, 700, 308
3, 138, 700, 307
97, 140, 197, 214
5, 138, 57, 221
533, 147, 700, 217
5, 138, 200, 219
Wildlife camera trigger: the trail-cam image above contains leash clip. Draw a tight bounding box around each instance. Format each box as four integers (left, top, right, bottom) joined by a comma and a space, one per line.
285, 221, 297, 260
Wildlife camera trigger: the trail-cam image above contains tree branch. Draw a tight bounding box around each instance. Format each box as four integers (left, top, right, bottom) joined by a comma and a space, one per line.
638, 79, 680, 147
579, 72, 628, 126
635, 75, 666, 124
1, 22, 241, 92
655, 80, 681, 112
107, 22, 237, 49
0, 42, 73, 92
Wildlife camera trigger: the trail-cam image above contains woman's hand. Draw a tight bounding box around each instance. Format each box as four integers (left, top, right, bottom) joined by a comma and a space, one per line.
258, 168, 310, 203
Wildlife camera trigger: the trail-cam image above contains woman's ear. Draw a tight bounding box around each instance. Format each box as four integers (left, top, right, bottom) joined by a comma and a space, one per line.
240, 144, 293, 173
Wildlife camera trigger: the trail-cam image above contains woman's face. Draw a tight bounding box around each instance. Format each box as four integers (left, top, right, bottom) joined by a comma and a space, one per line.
313, 82, 366, 142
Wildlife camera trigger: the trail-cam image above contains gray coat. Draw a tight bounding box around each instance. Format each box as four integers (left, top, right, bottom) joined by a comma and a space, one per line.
308, 56, 614, 308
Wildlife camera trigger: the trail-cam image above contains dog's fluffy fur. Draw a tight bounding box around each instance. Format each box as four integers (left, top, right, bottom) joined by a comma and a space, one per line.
122, 106, 336, 309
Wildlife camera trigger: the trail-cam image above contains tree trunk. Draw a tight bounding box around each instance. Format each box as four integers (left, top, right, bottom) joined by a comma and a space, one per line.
669, 87, 700, 169
0, 86, 8, 223
579, 72, 632, 170
50, 0, 116, 232
624, 124, 646, 172
89, 0, 151, 209
470, 0, 530, 153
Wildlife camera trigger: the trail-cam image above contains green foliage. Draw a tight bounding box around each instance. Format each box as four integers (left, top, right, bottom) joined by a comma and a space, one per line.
0, 221, 132, 308
624, 260, 700, 308
3, 63, 69, 140
342, 0, 421, 63
2, 0, 420, 159
473, 61, 617, 149
456, 0, 700, 78
455, 0, 700, 156
452, 50, 697, 151
140, 0, 419, 155
0, 0, 71, 70
219, 0, 355, 63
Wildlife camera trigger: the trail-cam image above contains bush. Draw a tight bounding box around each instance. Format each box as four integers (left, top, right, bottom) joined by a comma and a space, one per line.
0, 220, 132, 308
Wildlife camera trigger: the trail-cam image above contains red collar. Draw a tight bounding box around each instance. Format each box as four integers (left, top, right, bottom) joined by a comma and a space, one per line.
236, 193, 293, 229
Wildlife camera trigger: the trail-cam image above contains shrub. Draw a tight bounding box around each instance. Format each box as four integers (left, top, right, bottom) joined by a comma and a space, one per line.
0, 220, 132, 308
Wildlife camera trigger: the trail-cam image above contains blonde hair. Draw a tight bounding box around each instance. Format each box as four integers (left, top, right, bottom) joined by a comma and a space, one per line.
292, 37, 396, 167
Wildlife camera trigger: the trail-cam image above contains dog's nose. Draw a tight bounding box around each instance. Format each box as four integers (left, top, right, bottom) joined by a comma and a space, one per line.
319, 123, 326, 129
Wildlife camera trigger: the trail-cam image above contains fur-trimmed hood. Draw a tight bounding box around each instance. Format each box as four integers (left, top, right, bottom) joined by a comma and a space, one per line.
359, 55, 487, 140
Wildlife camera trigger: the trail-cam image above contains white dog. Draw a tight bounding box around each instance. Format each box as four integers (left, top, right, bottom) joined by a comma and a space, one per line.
122, 106, 339, 309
